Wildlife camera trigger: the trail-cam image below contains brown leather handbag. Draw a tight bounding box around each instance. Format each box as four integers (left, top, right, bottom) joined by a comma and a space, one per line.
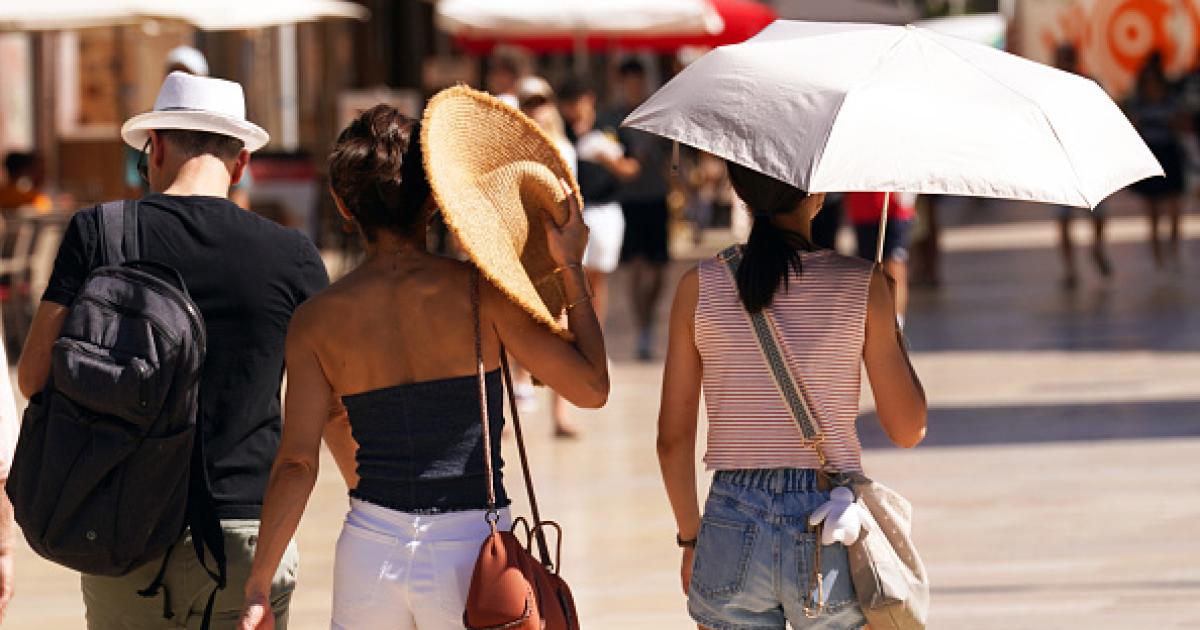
463, 270, 580, 630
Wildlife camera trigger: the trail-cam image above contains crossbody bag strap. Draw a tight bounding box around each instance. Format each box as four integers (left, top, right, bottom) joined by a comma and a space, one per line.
471, 268, 554, 567
473, 269, 498, 514
719, 246, 831, 468
499, 349, 553, 567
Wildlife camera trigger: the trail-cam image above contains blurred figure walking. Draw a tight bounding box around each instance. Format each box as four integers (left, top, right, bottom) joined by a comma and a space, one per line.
1055, 44, 1113, 288
555, 77, 640, 435
845, 191, 915, 322
1129, 53, 1186, 270
608, 59, 673, 360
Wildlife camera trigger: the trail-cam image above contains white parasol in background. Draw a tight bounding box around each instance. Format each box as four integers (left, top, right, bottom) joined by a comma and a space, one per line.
622, 20, 1163, 261
435, 0, 724, 38
0, 0, 368, 31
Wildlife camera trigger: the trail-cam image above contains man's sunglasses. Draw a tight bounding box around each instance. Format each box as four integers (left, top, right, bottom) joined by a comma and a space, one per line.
136, 138, 151, 185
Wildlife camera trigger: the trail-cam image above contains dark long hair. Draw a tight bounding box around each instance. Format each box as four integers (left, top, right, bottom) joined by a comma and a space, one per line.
726, 160, 812, 313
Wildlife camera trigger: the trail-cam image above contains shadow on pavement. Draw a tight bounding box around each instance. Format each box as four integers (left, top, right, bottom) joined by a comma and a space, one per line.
932, 579, 1200, 595
857, 399, 1200, 448
906, 237, 1200, 353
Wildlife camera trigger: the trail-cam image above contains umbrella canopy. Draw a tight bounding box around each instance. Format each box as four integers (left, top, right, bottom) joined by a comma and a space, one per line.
623, 20, 1162, 209
437, 0, 724, 39
452, 0, 775, 55
0, 0, 368, 31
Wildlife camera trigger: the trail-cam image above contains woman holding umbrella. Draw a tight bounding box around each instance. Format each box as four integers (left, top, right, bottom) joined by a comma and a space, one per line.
656, 161, 927, 629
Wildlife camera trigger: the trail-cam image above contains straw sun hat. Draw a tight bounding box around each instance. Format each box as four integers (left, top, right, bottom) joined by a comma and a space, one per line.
422, 85, 582, 338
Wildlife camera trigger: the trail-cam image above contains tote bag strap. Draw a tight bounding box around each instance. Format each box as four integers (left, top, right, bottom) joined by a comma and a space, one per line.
718, 246, 833, 470
472, 269, 555, 567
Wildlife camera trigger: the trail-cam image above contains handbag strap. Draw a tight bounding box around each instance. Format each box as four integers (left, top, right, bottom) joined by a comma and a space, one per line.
719, 245, 831, 470
472, 269, 555, 567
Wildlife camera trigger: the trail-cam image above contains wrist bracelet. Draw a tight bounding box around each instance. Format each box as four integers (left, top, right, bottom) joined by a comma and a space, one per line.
676, 533, 697, 549
565, 295, 593, 313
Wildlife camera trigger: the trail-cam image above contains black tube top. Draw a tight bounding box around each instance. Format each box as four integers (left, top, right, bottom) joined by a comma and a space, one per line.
341, 369, 509, 513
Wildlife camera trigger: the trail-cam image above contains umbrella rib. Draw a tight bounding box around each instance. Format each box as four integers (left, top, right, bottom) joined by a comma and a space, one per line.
917, 32, 1092, 206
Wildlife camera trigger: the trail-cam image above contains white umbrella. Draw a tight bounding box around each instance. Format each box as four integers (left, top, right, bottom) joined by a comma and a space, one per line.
0, 0, 368, 31
623, 20, 1162, 258
435, 0, 724, 37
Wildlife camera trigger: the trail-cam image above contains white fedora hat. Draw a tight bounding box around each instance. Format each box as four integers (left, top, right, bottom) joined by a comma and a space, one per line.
121, 72, 270, 153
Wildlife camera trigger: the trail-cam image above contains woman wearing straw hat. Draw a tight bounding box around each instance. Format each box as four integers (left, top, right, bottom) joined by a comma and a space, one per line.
239, 91, 608, 630
656, 162, 926, 629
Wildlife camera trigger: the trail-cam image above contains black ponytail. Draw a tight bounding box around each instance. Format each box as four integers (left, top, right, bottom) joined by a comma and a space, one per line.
726, 161, 812, 313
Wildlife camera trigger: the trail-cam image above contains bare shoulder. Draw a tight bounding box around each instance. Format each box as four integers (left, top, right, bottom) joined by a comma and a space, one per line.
671, 265, 700, 313
288, 275, 362, 342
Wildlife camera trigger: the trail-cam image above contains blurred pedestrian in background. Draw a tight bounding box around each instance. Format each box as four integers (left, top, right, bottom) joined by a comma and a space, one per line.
845, 191, 916, 323
0, 153, 51, 213
1129, 52, 1186, 270
657, 162, 926, 629
607, 59, 673, 360
809, 192, 842, 251
679, 148, 733, 246
518, 75, 584, 436
1055, 44, 1113, 288
485, 48, 528, 108
554, 76, 641, 436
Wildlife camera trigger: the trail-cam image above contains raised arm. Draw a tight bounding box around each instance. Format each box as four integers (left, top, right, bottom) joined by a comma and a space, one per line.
862, 267, 927, 448
239, 309, 331, 629
489, 180, 609, 408
655, 268, 703, 595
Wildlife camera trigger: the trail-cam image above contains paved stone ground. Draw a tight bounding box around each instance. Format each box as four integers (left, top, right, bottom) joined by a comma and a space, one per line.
4, 193, 1199, 629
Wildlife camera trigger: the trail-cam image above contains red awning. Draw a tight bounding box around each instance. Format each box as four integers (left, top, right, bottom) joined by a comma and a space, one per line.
454, 0, 777, 55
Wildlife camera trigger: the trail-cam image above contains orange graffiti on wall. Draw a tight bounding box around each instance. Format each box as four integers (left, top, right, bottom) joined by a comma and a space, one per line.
1041, 0, 1200, 97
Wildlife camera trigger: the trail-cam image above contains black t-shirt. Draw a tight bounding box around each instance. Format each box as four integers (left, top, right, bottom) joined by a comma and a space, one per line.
44, 193, 329, 519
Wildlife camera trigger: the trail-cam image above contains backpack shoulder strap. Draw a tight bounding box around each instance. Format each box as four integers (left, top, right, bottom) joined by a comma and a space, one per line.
97, 200, 140, 265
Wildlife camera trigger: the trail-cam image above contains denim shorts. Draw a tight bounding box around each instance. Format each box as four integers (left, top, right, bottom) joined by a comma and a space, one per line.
688, 469, 867, 630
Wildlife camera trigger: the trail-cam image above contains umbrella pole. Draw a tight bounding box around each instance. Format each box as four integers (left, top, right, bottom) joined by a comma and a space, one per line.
875, 191, 891, 264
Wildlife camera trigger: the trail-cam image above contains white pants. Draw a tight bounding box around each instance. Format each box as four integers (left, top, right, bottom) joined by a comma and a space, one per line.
582, 201, 625, 273
331, 498, 511, 630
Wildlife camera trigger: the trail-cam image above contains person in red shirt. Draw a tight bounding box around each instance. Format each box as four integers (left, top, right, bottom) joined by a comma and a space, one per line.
844, 191, 915, 322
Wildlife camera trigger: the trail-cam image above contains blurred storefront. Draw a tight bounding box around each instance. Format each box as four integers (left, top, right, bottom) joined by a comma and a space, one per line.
0, 0, 448, 244
1012, 0, 1200, 98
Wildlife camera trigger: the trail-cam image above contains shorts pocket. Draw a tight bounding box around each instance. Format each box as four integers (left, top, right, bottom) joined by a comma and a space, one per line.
690, 514, 757, 599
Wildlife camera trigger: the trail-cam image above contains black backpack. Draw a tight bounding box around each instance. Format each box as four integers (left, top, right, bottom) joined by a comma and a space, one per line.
7, 200, 226, 614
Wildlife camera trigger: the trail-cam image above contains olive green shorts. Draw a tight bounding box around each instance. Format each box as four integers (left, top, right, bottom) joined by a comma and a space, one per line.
81, 520, 298, 629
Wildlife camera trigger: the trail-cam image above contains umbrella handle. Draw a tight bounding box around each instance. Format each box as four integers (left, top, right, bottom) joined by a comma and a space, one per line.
875, 191, 890, 264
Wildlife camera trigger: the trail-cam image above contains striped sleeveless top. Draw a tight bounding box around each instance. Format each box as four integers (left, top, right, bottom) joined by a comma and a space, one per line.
695, 248, 873, 472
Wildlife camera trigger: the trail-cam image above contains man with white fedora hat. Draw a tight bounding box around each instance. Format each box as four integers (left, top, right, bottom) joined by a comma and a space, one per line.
17, 71, 327, 628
